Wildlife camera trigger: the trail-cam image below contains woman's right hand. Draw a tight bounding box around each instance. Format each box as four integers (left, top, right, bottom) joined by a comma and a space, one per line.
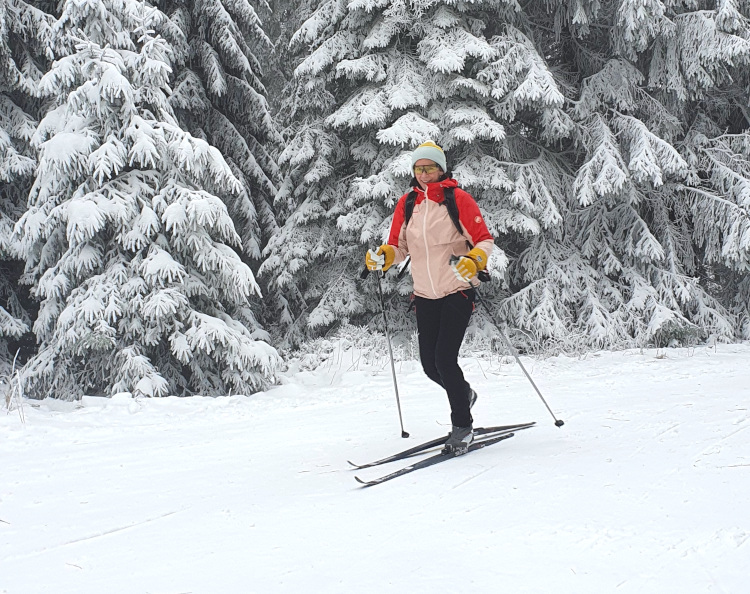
365, 245, 395, 271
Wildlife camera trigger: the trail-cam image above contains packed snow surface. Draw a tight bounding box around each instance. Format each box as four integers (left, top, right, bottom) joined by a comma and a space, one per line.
2, 344, 749, 593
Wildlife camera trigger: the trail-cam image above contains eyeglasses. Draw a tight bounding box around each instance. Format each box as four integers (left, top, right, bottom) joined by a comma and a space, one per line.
414, 164, 441, 175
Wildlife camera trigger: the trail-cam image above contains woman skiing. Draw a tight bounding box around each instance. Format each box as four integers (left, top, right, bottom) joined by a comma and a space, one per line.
365, 141, 495, 454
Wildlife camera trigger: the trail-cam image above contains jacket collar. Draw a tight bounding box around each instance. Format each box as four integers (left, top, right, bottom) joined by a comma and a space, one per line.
412, 177, 458, 203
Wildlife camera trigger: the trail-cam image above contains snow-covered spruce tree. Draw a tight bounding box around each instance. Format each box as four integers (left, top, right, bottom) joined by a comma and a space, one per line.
517, 0, 750, 347
262, 0, 569, 346
258, 0, 352, 346
250, 0, 323, 343
158, 0, 281, 260
0, 0, 56, 367
15, 0, 280, 399
155, 0, 286, 345
664, 2, 750, 340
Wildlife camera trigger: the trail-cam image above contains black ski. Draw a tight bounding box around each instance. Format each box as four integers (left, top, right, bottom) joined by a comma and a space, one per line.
347, 421, 535, 469
355, 432, 515, 487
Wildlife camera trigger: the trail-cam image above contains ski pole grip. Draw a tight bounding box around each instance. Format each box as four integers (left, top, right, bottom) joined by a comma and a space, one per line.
360, 267, 371, 279
394, 255, 411, 279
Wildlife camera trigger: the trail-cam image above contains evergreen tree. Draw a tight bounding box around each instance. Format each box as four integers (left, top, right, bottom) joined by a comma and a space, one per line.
0, 0, 55, 367
532, 0, 750, 346
15, 0, 280, 399
159, 0, 281, 260
259, 0, 352, 345
155, 0, 289, 349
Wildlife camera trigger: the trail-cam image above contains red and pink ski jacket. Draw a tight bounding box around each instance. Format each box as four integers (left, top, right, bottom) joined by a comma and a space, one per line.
387, 178, 494, 300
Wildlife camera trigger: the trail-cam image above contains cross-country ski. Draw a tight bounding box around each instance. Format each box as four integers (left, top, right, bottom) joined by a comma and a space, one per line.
347, 422, 535, 469
355, 431, 517, 486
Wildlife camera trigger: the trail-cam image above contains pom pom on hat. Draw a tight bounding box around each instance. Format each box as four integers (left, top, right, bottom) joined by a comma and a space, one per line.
411, 140, 447, 172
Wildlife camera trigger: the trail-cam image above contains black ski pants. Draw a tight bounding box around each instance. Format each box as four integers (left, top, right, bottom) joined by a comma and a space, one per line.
414, 289, 475, 428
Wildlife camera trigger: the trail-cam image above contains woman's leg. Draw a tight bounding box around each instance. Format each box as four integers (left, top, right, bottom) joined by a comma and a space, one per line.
435, 290, 475, 427
414, 296, 444, 388
415, 291, 475, 427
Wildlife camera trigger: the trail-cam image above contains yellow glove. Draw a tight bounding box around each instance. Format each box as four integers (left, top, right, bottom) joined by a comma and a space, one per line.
365, 244, 395, 271
451, 247, 487, 282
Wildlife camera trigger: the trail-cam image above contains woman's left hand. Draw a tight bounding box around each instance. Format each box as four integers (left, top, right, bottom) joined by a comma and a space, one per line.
451, 248, 487, 282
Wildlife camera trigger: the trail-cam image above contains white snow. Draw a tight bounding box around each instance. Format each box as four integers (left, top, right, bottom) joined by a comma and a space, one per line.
2, 344, 749, 593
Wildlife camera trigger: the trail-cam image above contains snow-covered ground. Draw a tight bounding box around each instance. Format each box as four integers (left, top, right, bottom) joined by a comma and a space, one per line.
2, 343, 749, 593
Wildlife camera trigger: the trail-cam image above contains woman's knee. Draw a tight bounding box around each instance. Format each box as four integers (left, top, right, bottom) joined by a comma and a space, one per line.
419, 354, 442, 384
434, 346, 461, 373
424, 367, 444, 387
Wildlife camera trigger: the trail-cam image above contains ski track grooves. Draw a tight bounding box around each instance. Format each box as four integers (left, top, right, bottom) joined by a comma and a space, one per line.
6, 509, 186, 561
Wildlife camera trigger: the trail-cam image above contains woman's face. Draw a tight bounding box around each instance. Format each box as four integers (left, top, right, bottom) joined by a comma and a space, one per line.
414, 159, 443, 190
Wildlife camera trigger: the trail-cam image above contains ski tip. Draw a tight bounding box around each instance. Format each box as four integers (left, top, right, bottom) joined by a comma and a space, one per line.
346, 460, 361, 468
354, 476, 375, 487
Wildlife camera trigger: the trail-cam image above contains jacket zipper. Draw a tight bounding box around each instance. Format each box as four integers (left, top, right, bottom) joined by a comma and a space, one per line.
422, 191, 439, 298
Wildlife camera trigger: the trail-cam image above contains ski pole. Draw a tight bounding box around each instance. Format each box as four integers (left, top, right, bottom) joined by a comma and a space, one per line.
360, 267, 410, 438
449, 257, 564, 427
